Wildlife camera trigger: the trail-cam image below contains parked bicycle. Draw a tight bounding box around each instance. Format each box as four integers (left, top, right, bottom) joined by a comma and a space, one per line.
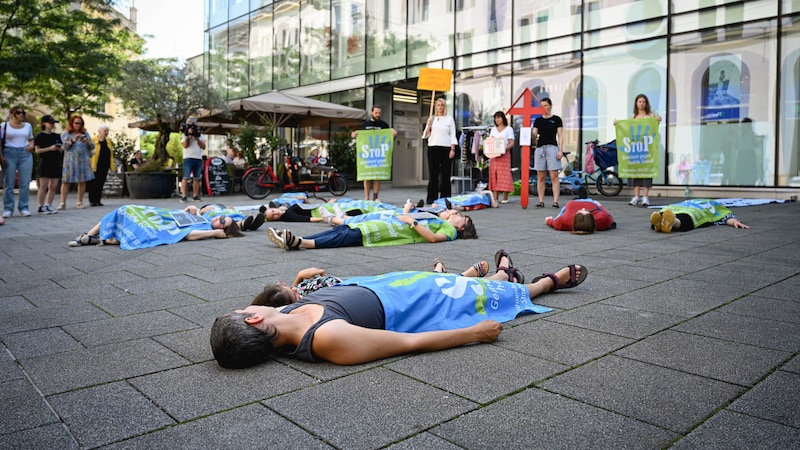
242, 146, 348, 199
529, 140, 622, 197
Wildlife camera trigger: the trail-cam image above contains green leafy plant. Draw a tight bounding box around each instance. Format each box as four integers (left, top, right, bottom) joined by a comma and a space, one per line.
329, 130, 356, 176
111, 132, 136, 166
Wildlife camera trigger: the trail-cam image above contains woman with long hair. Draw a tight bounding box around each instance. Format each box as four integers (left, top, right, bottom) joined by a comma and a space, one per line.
59, 115, 95, 210
1, 105, 35, 218
422, 97, 458, 205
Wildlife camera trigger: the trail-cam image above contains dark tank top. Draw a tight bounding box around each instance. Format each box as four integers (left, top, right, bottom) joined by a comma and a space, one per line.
278, 285, 385, 362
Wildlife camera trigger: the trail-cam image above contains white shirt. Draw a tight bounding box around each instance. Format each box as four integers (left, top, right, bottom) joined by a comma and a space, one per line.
426, 116, 458, 148
1, 122, 33, 147
490, 126, 515, 148
181, 134, 206, 160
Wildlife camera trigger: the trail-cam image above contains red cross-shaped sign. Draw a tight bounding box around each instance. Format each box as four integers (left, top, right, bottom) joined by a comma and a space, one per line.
506, 88, 547, 208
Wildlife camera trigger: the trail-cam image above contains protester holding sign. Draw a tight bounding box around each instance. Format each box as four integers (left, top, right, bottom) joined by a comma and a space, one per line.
422, 98, 458, 205
615, 94, 661, 206
532, 98, 564, 209
488, 111, 515, 205
351, 106, 397, 202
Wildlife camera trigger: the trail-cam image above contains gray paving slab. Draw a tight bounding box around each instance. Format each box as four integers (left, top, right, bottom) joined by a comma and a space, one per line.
539, 355, 743, 433
264, 368, 477, 450
1, 189, 798, 448
48, 381, 175, 448
431, 387, 678, 449
614, 330, 790, 386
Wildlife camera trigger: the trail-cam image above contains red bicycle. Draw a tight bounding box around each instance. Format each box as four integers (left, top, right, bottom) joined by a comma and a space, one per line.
242, 147, 348, 199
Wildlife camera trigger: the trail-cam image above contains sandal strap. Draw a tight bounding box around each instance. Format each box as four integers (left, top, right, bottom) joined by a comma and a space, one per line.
473, 260, 488, 277
433, 258, 447, 273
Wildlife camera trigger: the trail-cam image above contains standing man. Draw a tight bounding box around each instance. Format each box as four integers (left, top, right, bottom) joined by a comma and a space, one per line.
88, 125, 114, 207
180, 117, 206, 203
351, 105, 397, 201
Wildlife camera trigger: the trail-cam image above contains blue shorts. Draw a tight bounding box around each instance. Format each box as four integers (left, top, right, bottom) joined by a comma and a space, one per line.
182, 158, 203, 180
534, 145, 561, 171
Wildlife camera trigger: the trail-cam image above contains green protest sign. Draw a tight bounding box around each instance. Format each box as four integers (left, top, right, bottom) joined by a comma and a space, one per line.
356, 129, 394, 181
615, 117, 659, 178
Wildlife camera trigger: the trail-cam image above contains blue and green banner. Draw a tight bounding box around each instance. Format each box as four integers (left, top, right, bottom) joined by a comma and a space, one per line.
356, 129, 393, 181
615, 117, 659, 178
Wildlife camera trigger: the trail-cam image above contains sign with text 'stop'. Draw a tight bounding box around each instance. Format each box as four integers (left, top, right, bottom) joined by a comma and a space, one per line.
417, 68, 453, 92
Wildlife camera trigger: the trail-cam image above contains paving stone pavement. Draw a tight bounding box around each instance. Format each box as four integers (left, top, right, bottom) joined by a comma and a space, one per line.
1, 187, 798, 449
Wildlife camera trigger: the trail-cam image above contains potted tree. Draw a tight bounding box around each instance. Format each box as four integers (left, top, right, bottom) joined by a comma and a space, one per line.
114, 58, 225, 198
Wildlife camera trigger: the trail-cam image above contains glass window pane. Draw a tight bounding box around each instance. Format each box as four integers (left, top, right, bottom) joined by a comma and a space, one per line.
670, 20, 777, 187
208, 0, 228, 28
454, 65, 512, 128
514, 0, 581, 45
331, 0, 366, 79
228, 16, 249, 98
249, 6, 273, 94
273, 1, 300, 89
514, 35, 580, 61
784, 0, 800, 14
779, 15, 800, 187
229, 0, 249, 19
300, 0, 330, 85
208, 25, 228, 98
584, 18, 667, 49
585, 0, 666, 30
366, 0, 407, 72
672, 0, 777, 34
407, 0, 454, 65
455, 0, 512, 55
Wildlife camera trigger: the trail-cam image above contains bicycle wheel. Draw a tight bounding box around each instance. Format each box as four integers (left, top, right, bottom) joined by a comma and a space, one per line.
243, 170, 272, 199
596, 170, 623, 196
328, 174, 348, 196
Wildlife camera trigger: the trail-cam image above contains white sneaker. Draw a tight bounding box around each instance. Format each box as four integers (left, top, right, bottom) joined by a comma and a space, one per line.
641, 196, 650, 206
46, 205, 57, 214
629, 197, 640, 206
20, 209, 31, 217
319, 208, 335, 225
2, 210, 11, 218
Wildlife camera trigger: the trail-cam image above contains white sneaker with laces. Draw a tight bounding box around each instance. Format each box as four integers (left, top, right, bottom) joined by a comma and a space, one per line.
629, 196, 640, 206
20, 210, 31, 217
641, 196, 650, 206
46, 205, 57, 214
2, 210, 12, 218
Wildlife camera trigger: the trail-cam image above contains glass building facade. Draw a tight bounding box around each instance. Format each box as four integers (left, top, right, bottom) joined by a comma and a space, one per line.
204, 0, 800, 192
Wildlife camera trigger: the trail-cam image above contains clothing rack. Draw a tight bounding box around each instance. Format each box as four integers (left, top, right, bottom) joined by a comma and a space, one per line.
452, 126, 491, 194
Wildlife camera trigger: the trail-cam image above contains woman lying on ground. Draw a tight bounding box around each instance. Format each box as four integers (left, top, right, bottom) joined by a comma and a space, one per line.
649, 198, 749, 233
68, 204, 245, 249
430, 190, 499, 211
545, 198, 616, 234
210, 253, 589, 368
199, 203, 265, 231
251, 249, 525, 307
267, 199, 477, 250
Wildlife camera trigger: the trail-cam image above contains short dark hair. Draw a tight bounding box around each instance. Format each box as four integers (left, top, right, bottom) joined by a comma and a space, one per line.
572, 213, 596, 235
210, 312, 276, 369
252, 283, 294, 307
225, 221, 244, 238
540, 97, 552, 106
371, 105, 382, 112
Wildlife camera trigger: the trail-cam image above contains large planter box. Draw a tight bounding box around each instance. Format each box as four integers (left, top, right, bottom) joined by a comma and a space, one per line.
125, 171, 177, 199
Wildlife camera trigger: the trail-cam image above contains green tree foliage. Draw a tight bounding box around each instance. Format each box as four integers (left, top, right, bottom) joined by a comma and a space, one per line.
0, 0, 144, 115
113, 59, 226, 163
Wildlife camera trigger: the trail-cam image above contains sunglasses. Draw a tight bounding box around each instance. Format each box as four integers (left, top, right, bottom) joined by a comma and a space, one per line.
14, 110, 25, 115
216, 215, 228, 226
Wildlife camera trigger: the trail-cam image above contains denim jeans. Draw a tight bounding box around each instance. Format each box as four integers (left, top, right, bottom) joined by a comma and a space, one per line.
3, 146, 33, 213
305, 225, 363, 248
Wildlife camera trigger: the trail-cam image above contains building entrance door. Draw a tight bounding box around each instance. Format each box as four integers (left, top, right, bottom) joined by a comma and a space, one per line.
372, 84, 426, 187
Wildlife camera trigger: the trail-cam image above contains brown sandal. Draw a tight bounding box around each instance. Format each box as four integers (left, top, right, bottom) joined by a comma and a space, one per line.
539, 265, 588, 292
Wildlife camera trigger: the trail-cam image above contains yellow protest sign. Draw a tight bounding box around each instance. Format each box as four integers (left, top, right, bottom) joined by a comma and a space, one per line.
417, 68, 453, 92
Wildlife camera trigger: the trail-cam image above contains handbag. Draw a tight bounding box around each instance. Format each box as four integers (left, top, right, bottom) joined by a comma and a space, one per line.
0, 123, 7, 168
483, 137, 506, 159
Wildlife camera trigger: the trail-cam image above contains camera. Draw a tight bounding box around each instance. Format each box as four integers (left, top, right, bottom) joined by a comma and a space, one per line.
181, 123, 202, 137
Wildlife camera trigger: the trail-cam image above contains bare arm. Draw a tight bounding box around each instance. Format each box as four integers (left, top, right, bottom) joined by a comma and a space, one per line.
184, 229, 226, 241
312, 320, 503, 365
293, 267, 326, 286
397, 214, 448, 243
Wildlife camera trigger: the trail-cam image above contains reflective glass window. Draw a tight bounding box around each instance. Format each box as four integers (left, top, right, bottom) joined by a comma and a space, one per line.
670, 20, 777, 187
366, 0, 407, 72
273, 1, 301, 89
300, 0, 331, 85
513, 0, 581, 45
208, 24, 228, 98
455, 0, 512, 55
407, 0, 454, 65
229, 0, 249, 19
249, 7, 273, 94
331, 0, 366, 79
585, 0, 666, 31
454, 65, 512, 128
208, 0, 228, 28
228, 16, 249, 98
779, 15, 800, 187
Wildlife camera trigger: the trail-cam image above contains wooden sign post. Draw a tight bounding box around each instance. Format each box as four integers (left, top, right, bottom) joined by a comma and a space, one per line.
417, 68, 453, 137
507, 88, 547, 209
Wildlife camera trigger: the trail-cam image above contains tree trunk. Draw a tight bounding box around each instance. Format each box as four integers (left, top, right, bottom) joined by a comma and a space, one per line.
155, 122, 171, 162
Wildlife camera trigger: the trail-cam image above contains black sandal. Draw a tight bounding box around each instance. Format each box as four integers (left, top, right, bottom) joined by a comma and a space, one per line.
497, 266, 525, 283
535, 202, 545, 208
552, 202, 560, 208
494, 249, 513, 272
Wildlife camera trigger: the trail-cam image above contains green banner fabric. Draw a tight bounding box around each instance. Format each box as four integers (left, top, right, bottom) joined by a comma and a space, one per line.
356, 129, 394, 181
615, 117, 659, 178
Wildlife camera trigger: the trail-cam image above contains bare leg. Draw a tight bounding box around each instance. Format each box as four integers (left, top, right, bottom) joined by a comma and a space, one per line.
37, 177, 48, 206
537, 171, 547, 203
46, 179, 59, 206
550, 170, 560, 204
181, 179, 189, 198
193, 179, 202, 198
76, 182, 86, 205
373, 180, 380, 200
363, 180, 370, 200
60, 182, 70, 206
525, 266, 584, 299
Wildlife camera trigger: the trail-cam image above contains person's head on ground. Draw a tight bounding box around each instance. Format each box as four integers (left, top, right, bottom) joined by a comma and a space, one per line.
370, 105, 383, 122
211, 305, 278, 369
211, 214, 245, 238
251, 282, 297, 307
444, 211, 477, 239
572, 209, 596, 234
493, 111, 508, 127
264, 207, 285, 221
633, 94, 652, 116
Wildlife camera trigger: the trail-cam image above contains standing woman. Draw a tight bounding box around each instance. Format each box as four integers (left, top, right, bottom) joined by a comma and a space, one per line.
422, 97, 458, 205
1, 106, 35, 218
487, 111, 515, 204
34, 115, 64, 214
59, 115, 95, 210
532, 98, 563, 208
88, 124, 114, 207
625, 93, 661, 206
